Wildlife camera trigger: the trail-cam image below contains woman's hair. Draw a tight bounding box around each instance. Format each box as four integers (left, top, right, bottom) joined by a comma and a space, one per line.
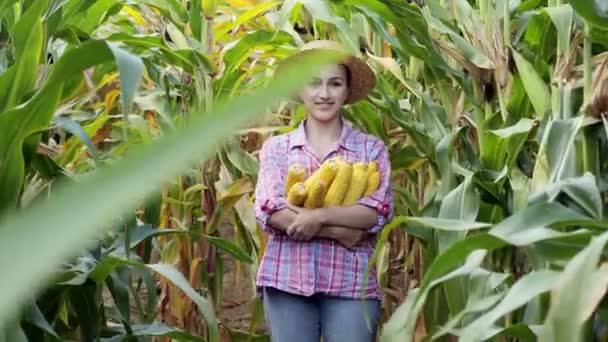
340, 64, 351, 87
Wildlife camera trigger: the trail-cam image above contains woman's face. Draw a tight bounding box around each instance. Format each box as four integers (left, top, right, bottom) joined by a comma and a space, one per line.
299, 64, 349, 123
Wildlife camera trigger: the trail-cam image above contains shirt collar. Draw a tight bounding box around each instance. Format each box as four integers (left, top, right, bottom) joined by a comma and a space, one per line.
288, 117, 356, 152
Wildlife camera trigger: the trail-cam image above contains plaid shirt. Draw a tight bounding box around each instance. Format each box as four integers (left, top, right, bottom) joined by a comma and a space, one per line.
253, 119, 394, 300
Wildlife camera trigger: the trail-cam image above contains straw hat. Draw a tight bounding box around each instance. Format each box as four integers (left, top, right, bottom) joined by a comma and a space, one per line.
276, 40, 376, 104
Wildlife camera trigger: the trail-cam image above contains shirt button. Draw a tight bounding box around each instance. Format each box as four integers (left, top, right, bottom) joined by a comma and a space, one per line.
261, 199, 270, 213
380, 204, 390, 216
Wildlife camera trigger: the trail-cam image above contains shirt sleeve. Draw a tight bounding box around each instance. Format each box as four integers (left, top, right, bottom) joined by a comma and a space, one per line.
254, 138, 287, 235
357, 139, 394, 234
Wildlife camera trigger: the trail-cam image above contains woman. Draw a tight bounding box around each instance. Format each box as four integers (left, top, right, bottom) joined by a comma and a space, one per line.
253, 40, 393, 342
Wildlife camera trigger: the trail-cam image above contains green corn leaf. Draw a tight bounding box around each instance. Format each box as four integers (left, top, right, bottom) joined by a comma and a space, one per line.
511, 49, 551, 119
215, 2, 281, 41
204, 235, 254, 263
489, 202, 593, 246
146, 263, 219, 341
381, 250, 489, 341
544, 4, 573, 55
65, 0, 118, 34
459, 271, 560, 342
567, 0, 608, 29
0, 0, 46, 113
107, 42, 144, 127
102, 321, 206, 341
540, 231, 608, 342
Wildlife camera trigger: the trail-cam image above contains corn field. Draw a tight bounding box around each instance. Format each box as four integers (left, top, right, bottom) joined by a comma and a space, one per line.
1, 0, 608, 341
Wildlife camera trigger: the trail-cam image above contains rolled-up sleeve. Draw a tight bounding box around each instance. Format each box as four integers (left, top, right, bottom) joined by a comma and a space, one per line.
254, 138, 287, 235
357, 140, 394, 233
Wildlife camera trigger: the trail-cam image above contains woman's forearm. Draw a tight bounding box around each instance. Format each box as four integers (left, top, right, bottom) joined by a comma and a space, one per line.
266, 208, 367, 245
267, 209, 297, 233
318, 226, 369, 249
268, 208, 374, 233
315, 204, 378, 230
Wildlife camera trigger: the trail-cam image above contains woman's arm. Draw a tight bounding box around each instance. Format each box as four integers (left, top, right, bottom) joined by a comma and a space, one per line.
315, 205, 378, 230
267, 208, 368, 249
253, 138, 289, 235
267, 208, 296, 232
286, 203, 377, 230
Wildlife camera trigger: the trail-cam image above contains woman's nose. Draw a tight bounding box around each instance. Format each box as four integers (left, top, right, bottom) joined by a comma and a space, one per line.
318, 84, 330, 98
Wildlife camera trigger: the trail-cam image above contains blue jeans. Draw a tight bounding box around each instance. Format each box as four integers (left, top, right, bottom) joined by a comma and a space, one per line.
262, 286, 382, 342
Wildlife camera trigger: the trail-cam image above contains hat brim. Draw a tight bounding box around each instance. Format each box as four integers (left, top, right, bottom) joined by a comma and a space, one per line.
275, 48, 376, 104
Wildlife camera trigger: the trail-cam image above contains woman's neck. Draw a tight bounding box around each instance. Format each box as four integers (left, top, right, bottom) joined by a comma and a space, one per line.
304, 116, 342, 145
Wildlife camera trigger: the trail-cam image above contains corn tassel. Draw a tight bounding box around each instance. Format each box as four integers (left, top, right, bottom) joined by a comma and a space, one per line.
323, 161, 353, 207
342, 162, 368, 205
364, 171, 381, 196
304, 180, 327, 209
284, 163, 306, 194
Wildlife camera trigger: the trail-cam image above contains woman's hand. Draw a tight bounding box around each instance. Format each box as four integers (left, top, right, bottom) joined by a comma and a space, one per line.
285, 204, 371, 247
286, 204, 323, 241
321, 226, 369, 250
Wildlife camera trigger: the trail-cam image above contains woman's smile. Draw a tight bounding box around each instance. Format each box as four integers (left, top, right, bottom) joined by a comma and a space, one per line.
315, 102, 335, 109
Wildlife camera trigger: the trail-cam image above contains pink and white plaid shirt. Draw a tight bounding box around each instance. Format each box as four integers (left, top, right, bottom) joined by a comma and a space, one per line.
253, 118, 394, 300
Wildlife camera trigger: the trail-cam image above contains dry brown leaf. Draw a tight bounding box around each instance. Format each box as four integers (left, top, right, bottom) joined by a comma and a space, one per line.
584, 58, 608, 118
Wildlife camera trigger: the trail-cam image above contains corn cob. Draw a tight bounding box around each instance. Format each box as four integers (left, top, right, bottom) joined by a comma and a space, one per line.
319, 161, 339, 185
287, 182, 307, 206
284, 163, 306, 194
323, 160, 353, 207
330, 155, 345, 163
304, 179, 327, 209
364, 171, 381, 196
342, 162, 368, 205
304, 159, 339, 190
367, 161, 378, 175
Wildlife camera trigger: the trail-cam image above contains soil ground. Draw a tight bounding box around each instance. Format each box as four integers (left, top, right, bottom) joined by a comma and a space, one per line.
217, 223, 268, 336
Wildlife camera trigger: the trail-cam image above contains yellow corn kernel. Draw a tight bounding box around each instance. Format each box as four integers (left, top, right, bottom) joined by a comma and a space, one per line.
323, 161, 353, 207
304, 180, 327, 209
284, 163, 306, 194
342, 162, 368, 205
364, 171, 381, 196
287, 182, 307, 206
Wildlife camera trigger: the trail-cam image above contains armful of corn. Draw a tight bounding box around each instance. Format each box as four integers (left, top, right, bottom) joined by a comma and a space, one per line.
283, 158, 381, 209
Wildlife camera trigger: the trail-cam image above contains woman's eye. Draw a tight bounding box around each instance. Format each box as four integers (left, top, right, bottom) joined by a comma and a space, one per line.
331, 81, 343, 87
309, 79, 321, 86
